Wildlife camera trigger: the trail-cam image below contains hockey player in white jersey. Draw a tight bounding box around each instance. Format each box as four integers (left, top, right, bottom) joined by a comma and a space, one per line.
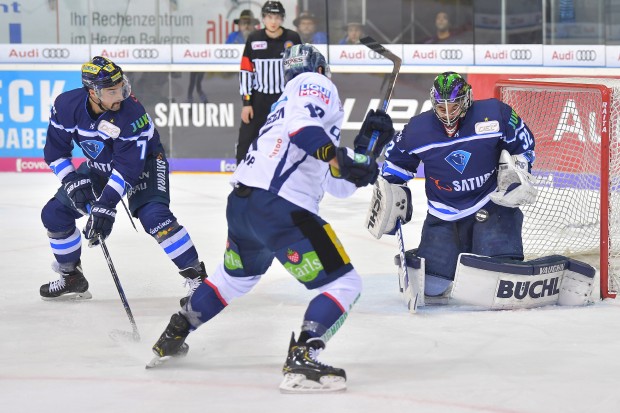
148, 44, 394, 392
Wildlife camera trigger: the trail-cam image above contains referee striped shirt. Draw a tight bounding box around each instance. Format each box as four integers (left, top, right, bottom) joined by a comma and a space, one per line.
239, 28, 301, 103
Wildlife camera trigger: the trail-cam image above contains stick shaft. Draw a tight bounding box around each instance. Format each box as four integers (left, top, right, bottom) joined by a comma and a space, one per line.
99, 236, 140, 339
359, 36, 402, 155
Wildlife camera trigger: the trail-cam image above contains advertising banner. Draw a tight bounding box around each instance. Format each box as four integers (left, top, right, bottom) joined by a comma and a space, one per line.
0, 70, 82, 159
0, 70, 438, 172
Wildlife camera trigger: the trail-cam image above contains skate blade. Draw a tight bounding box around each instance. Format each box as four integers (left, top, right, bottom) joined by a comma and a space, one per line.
41, 291, 93, 301
145, 355, 172, 369
279, 373, 347, 394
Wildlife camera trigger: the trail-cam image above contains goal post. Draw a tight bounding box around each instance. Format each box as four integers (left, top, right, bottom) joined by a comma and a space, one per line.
495, 77, 620, 300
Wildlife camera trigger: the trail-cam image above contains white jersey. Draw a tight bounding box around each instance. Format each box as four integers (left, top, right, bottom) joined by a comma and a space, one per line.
233, 72, 353, 214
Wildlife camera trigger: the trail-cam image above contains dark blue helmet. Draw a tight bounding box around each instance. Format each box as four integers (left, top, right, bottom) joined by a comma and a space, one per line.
282, 44, 331, 84
81, 56, 131, 99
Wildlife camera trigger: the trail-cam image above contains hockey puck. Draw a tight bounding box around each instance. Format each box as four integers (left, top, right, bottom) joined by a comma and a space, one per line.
475, 209, 489, 222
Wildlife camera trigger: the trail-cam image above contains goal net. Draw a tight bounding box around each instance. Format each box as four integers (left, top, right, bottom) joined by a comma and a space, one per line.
495, 77, 620, 299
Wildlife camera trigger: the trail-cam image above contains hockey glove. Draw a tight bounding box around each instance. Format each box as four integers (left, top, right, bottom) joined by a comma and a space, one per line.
353, 109, 395, 155
63, 172, 95, 216
83, 203, 116, 244
332, 147, 379, 187
490, 150, 538, 208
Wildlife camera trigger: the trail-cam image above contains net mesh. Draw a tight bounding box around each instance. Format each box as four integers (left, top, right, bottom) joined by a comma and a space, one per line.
497, 77, 620, 297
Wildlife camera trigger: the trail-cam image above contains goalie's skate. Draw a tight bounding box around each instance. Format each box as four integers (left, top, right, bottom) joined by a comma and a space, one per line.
279, 333, 347, 393
146, 312, 190, 369
40, 261, 92, 300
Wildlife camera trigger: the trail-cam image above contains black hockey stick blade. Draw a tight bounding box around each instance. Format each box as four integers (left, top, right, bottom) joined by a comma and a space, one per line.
360, 36, 402, 155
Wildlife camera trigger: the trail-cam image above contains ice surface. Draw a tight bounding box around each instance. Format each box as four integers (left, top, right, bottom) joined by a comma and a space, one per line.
1, 172, 618, 413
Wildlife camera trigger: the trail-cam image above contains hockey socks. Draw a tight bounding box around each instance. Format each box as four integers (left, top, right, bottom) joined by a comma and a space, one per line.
301, 293, 346, 342
186, 279, 228, 324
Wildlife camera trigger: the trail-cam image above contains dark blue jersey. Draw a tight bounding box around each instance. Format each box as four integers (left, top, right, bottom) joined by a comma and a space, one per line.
383, 98, 535, 221
44, 87, 161, 207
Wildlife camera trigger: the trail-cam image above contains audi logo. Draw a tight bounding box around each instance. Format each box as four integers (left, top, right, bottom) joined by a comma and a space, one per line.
510, 49, 532, 60
214, 48, 240, 59
42, 48, 70, 59
439, 49, 463, 60
368, 50, 386, 60
576, 50, 597, 61
132, 49, 159, 59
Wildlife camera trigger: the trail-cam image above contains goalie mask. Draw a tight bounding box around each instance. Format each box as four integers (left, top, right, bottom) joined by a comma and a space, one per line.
81, 56, 131, 101
430, 72, 472, 135
283, 43, 331, 84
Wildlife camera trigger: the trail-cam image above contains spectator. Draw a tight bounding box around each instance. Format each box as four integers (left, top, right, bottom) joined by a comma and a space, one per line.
339, 22, 365, 45
292, 11, 327, 44
226, 9, 260, 44
424, 11, 461, 44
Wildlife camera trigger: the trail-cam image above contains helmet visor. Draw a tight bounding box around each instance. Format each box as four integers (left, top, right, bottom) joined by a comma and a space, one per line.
94, 75, 131, 101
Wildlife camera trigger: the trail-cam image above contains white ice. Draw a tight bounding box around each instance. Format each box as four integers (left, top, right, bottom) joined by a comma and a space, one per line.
1, 173, 619, 413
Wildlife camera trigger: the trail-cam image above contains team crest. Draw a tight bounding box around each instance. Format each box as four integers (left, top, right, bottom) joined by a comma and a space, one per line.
445, 150, 471, 174
80, 140, 105, 159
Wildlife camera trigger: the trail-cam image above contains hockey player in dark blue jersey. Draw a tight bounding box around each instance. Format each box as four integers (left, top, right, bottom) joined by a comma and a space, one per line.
366, 72, 541, 304
39, 56, 207, 303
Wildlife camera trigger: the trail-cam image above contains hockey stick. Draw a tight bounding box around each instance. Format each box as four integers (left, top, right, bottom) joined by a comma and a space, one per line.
360, 36, 402, 155
120, 198, 138, 232
395, 219, 419, 313
98, 235, 141, 342
359, 38, 415, 311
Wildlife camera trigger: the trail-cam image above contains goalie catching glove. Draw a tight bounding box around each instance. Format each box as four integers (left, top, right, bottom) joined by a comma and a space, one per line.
366, 176, 412, 239
490, 149, 537, 208
331, 147, 379, 188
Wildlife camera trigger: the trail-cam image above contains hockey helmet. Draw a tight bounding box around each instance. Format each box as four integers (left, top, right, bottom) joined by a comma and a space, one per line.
81, 56, 131, 99
283, 43, 331, 83
430, 71, 472, 128
261, 1, 285, 18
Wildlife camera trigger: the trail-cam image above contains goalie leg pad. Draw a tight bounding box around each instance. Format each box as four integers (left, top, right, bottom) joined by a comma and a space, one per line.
366, 176, 412, 239
557, 259, 595, 306
451, 254, 592, 309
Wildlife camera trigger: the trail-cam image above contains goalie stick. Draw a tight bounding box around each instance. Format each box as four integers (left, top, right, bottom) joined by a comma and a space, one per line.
360, 38, 415, 312
360, 36, 402, 155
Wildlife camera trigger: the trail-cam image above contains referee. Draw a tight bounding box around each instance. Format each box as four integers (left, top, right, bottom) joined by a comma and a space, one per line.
236, 1, 301, 164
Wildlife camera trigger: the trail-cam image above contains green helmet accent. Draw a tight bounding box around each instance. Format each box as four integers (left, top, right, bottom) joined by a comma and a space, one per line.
430, 71, 472, 128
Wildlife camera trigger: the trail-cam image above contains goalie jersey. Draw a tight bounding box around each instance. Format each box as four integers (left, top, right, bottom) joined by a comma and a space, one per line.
382, 98, 535, 221
233, 71, 355, 214
44, 87, 159, 207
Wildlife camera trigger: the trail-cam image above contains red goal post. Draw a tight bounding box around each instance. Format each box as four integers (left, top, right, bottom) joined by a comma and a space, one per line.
495, 77, 620, 300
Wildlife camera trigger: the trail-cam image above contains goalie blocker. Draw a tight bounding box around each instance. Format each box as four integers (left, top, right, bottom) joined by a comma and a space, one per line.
366, 176, 412, 239
395, 252, 595, 309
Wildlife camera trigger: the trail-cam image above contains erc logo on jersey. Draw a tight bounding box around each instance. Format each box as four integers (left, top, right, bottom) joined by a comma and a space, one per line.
474, 120, 500, 135
445, 150, 471, 174
251, 41, 267, 50
98, 119, 121, 139
80, 140, 105, 159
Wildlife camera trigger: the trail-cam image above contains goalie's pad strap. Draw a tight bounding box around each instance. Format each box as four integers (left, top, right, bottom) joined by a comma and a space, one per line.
366, 176, 412, 239
450, 254, 595, 309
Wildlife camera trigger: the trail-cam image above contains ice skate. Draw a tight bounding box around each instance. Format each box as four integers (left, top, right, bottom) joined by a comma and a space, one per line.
179, 261, 207, 307
279, 333, 347, 393
147, 312, 191, 369
40, 261, 92, 300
